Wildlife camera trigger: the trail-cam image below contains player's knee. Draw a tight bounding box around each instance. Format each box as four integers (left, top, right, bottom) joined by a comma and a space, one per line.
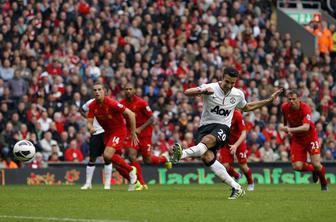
222, 163, 230, 169
201, 152, 216, 166
239, 163, 249, 172
103, 150, 114, 161
201, 136, 216, 148
312, 162, 322, 170
89, 157, 97, 163
88, 162, 95, 167
292, 163, 303, 171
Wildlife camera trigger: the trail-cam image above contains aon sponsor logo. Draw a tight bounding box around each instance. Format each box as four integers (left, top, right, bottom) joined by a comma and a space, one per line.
210, 106, 231, 116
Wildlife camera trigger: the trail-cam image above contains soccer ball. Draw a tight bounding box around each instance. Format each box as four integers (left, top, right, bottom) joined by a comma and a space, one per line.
13, 140, 36, 162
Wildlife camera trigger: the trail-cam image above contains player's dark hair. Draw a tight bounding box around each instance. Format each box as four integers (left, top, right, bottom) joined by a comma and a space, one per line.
93, 81, 108, 89
93, 80, 103, 86
286, 89, 299, 97
223, 67, 239, 78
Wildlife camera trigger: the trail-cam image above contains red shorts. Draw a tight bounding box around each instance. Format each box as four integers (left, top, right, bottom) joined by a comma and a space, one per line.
220, 142, 247, 164
104, 131, 126, 150
123, 135, 152, 158
290, 136, 320, 162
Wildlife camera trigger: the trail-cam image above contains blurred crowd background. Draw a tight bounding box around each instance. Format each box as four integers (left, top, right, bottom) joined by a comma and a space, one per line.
0, 0, 335, 168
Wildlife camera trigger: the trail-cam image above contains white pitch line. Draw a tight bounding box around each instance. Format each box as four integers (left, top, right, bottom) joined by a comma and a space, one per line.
0, 215, 131, 222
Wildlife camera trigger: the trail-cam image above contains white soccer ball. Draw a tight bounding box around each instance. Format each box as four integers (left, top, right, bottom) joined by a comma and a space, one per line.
13, 140, 36, 162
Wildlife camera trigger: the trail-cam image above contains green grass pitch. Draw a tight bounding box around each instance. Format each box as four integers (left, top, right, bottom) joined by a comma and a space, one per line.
0, 184, 335, 222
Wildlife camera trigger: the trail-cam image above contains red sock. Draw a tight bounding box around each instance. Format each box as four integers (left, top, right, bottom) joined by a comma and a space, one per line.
227, 166, 240, 179
116, 166, 130, 181
111, 154, 132, 172
150, 155, 166, 165
131, 161, 145, 185
244, 168, 254, 185
318, 165, 328, 186
302, 162, 314, 172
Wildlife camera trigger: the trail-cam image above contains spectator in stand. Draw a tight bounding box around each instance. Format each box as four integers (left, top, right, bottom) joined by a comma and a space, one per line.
314, 21, 333, 55
330, 24, 336, 58
2, 155, 18, 169
40, 131, 60, 161
0, 59, 14, 82
324, 140, 336, 161
0, 0, 334, 166
64, 139, 84, 162
8, 70, 28, 103
28, 152, 47, 169
37, 111, 53, 132
247, 143, 261, 162
259, 141, 278, 162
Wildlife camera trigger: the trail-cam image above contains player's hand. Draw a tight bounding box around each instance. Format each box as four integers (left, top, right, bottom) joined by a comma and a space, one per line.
229, 144, 238, 155
201, 87, 214, 95
279, 125, 287, 132
89, 128, 96, 134
270, 88, 283, 101
131, 132, 139, 146
279, 125, 290, 133
135, 127, 142, 134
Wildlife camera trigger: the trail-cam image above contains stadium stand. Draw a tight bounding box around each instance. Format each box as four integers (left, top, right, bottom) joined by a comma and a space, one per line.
0, 0, 335, 168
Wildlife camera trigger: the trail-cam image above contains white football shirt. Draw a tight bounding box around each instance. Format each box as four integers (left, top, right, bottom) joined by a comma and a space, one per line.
82, 99, 104, 135
199, 83, 247, 127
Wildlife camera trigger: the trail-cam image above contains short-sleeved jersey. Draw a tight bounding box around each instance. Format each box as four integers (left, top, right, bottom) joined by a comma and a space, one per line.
82, 99, 104, 135
228, 110, 246, 144
281, 101, 318, 139
199, 83, 247, 127
87, 97, 126, 133
120, 96, 153, 137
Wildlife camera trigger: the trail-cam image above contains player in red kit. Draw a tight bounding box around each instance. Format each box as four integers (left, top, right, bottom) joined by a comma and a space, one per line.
120, 83, 171, 189
87, 82, 140, 191
280, 90, 328, 191
219, 109, 254, 191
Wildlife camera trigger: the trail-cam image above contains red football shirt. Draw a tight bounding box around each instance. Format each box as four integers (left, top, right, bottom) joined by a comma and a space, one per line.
120, 96, 153, 137
281, 101, 318, 139
228, 110, 246, 144
87, 97, 126, 133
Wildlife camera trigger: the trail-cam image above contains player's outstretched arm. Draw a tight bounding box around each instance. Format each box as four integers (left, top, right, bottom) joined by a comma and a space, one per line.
87, 118, 96, 134
123, 108, 139, 145
242, 88, 283, 112
184, 87, 214, 97
229, 130, 246, 154
136, 116, 154, 134
280, 123, 310, 133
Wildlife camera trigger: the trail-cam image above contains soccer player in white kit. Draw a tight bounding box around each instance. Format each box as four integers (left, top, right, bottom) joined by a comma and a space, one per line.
80, 99, 113, 190
171, 67, 283, 199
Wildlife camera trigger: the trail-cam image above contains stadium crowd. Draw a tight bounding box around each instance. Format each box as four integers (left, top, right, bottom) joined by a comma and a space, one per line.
0, 0, 336, 168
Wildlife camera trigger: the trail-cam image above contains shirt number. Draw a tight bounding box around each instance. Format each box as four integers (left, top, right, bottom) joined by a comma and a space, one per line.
310, 141, 319, 150
112, 137, 120, 144
217, 129, 226, 142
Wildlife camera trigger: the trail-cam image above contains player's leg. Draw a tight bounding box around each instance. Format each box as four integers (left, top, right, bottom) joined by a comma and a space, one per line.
81, 133, 102, 190
201, 150, 244, 200
240, 163, 254, 191
171, 124, 228, 163
310, 153, 328, 191
94, 133, 113, 190
219, 146, 240, 179
236, 144, 254, 191
172, 134, 215, 163
290, 139, 314, 172
128, 147, 146, 186
81, 157, 97, 190
115, 165, 130, 181
103, 162, 113, 190
104, 134, 138, 191
141, 136, 168, 165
